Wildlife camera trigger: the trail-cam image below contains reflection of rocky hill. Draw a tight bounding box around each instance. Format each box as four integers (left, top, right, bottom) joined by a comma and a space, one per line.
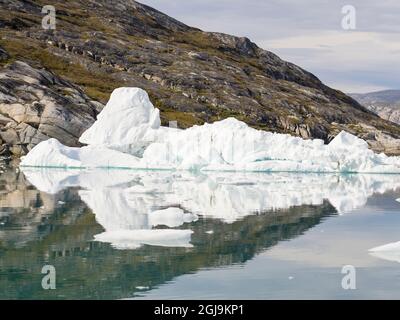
350, 90, 400, 125
2, 167, 400, 299
0, 168, 85, 246
0, 176, 334, 299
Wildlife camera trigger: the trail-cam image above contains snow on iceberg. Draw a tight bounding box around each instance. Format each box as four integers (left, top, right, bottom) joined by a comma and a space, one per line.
20, 87, 400, 173
79, 87, 161, 156
21, 138, 142, 169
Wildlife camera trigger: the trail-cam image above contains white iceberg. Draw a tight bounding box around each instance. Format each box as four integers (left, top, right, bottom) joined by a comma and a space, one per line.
20, 138, 143, 169
79, 87, 161, 156
21, 87, 400, 173
148, 208, 198, 228
369, 241, 400, 263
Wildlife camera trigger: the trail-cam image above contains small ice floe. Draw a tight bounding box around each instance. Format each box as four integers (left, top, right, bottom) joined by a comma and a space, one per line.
206, 230, 214, 234
369, 241, 400, 263
148, 208, 198, 228
58, 201, 66, 205
94, 229, 193, 250
288, 276, 294, 280
135, 286, 150, 290
396, 198, 400, 203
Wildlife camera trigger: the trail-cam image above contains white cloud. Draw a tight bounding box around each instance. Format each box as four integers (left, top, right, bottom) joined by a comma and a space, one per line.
259, 31, 400, 92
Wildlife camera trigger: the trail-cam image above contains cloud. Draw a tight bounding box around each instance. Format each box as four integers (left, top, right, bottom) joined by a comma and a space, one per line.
259, 31, 400, 92
141, 0, 400, 93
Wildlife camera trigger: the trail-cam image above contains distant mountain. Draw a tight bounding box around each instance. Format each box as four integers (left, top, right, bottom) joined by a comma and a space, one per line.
350, 90, 400, 125
350, 90, 400, 105
1, 0, 400, 156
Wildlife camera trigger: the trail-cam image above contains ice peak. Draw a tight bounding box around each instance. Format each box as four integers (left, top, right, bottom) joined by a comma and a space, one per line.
329, 130, 369, 150
78, 87, 161, 154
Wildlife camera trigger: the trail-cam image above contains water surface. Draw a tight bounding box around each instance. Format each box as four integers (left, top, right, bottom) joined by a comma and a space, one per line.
1, 166, 400, 299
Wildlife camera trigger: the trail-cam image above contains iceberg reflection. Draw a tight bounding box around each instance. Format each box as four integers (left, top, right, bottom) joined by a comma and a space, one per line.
20, 168, 400, 250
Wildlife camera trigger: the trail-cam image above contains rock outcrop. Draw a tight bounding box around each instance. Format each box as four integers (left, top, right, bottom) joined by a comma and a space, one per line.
0, 58, 102, 157
350, 90, 400, 126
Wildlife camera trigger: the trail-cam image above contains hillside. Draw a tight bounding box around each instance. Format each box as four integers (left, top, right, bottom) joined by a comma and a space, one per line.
1, 0, 400, 156
350, 90, 400, 125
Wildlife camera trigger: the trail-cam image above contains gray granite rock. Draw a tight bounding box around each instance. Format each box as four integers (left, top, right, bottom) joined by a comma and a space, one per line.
0, 60, 103, 157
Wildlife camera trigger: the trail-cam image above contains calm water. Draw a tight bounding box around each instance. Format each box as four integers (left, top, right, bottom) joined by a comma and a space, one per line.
1, 165, 400, 299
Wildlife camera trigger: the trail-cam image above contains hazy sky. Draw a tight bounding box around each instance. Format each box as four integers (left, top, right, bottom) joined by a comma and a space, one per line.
140, 0, 400, 93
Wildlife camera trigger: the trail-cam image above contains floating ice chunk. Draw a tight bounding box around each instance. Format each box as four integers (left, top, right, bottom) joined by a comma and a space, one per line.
94, 229, 193, 250
328, 131, 369, 151
20, 138, 143, 169
148, 208, 198, 228
369, 241, 400, 252
369, 241, 400, 263
20, 87, 400, 173
396, 198, 400, 203
20, 138, 82, 168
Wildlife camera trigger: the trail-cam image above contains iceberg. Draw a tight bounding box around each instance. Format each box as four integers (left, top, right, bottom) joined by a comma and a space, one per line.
369, 241, 400, 263
20, 87, 400, 173
79, 87, 161, 155
20, 138, 143, 169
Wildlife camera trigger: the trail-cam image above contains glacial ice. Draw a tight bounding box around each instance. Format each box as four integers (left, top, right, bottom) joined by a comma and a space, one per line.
369, 241, 400, 263
20, 87, 400, 173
